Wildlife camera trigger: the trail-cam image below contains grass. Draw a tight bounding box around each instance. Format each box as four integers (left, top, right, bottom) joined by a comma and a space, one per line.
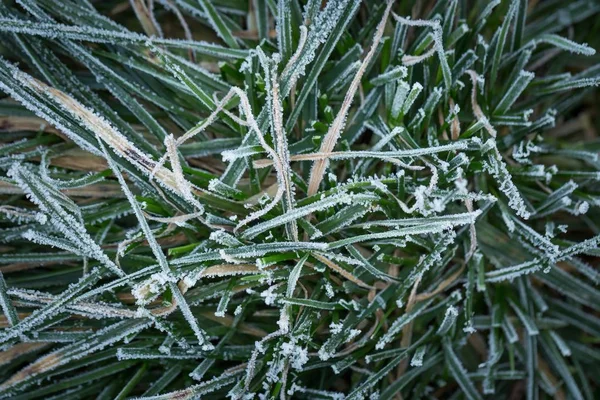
0, 0, 599, 399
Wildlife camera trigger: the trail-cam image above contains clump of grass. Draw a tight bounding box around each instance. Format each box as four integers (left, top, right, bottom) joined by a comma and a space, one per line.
0, 0, 599, 398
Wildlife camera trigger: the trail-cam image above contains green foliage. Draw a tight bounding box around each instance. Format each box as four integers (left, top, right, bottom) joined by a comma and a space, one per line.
0, 0, 599, 398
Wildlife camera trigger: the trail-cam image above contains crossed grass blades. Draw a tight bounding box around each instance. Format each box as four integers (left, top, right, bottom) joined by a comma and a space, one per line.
0, 0, 599, 398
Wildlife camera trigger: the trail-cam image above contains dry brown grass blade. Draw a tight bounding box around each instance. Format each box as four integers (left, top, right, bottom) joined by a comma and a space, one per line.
306, 0, 395, 196
198, 263, 260, 278
20, 76, 184, 196
449, 98, 460, 140
0, 180, 125, 198
198, 311, 267, 338
312, 253, 373, 289
37, 149, 108, 172
0, 116, 61, 136
402, 46, 436, 66
233, 29, 277, 39
0, 313, 30, 329
414, 264, 465, 302
466, 69, 497, 138
130, 0, 162, 37
0, 343, 49, 367
0, 352, 63, 390
395, 275, 421, 379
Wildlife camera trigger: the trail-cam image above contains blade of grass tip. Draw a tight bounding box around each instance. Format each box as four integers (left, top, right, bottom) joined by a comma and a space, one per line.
8, 164, 124, 277
473, 0, 501, 34
494, 70, 534, 114
240, 192, 378, 240
197, 0, 239, 49
0, 271, 19, 327
253, 140, 471, 167
286, 254, 309, 298
0, 59, 99, 156
539, 77, 600, 95
346, 245, 398, 282
511, 0, 527, 50
220, 82, 292, 232
442, 0, 458, 42
306, 0, 395, 196
133, 369, 241, 400
280, 25, 308, 91
96, 136, 212, 349
152, 48, 216, 111
490, 0, 518, 89
534, 34, 596, 56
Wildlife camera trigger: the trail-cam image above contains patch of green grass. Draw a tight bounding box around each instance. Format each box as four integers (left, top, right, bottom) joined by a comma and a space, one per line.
0, 0, 599, 399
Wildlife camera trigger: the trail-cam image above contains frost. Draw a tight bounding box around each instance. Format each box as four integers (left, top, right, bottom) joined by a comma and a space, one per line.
132, 274, 170, 306
401, 82, 423, 115
329, 322, 343, 335
260, 285, 279, 306
437, 306, 459, 335
281, 342, 309, 370
494, 70, 535, 114
371, 65, 408, 86
97, 138, 211, 348
241, 191, 372, 239
390, 81, 409, 119
287, 384, 345, 400
535, 34, 596, 56
324, 282, 335, 298
306, 0, 395, 196
571, 201, 589, 216
481, 139, 531, 219
0, 2, 598, 398
9, 164, 123, 277
280, 0, 361, 96
463, 321, 476, 334
376, 298, 435, 350
346, 329, 361, 343
395, 15, 452, 89
549, 331, 571, 357
411, 346, 426, 367
210, 230, 243, 247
